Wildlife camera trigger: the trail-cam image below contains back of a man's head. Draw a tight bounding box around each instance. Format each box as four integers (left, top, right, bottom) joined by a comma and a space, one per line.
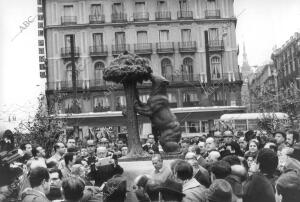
175, 160, 193, 181
257, 148, 278, 176
210, 160, 231, 179
29, 167, 50, 188
62, 177, 85, 201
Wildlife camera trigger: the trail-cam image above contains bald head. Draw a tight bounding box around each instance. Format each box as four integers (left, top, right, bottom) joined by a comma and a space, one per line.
206, 137, 217, 152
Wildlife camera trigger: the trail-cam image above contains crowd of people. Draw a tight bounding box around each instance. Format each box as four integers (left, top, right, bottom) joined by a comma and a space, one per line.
0, 128, 300, 202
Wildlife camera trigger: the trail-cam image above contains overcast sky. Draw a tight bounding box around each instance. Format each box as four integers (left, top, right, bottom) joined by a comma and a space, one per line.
0, 0, 300, 126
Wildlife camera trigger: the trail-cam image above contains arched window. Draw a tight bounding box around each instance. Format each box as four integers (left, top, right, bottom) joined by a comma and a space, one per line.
211, 56, 221, 80
182, 57, 193, 81
66, 64, 72, 88
161, 58, 172, 79
94, 62, 105, 86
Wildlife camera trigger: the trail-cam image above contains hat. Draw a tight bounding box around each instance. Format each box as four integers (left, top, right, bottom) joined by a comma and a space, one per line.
276, 170, 300, 196
157, 178, 185, 197
273, 130, 286, 139
206, 179, 232, 202
287, 142, 300, 161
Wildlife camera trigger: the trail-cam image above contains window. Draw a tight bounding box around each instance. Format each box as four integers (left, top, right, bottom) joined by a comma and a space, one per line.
66, 64, 73, 87
38, 22, 43, 28
64, 5, 74, 16
135, 2, 146, 12
38, 14, 43, 20
179, 0, 188, 11
137, 31, 148, 44
64, 35, 75, 48
183, 92, 198, 102
115, 32, 126, 46
39, 48, 44, 54
94, 96, 110, 112
39, 56, 45, 62
211, 56, 221, 80
208, 28, 219, 41
187, 121, 200, 133
116, 96, 126, 109
38, 7, 43, 13
167, 93, 177, 103
94, 62, 105, 85
37, 0, 42, 5
159, 30, 169, 43
91, 4, 103, 16
38, 40, 44, 46
201, 121, 209, 133
157, 1, 167, 11
93, 33, 103, 47
139, 94, 150, 103
112, 3, 123, 14
161, 58, 172, 77
39, 64, 45, 70
206, 0, 216, 10
65, 98, 81, 113
181, 29, 191, 42
182, 57, 193, 80
38, 30, 44, 36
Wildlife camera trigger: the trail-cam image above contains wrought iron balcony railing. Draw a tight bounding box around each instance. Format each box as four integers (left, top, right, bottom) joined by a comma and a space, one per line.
134, 43, 152, 54
208, 40, 224, 51
156, 42, 175, 54
133, 12, 149, 21
89, 45, 108, 57
177, 11, 193, 19
155, 11, 171, 20
111, 13, 127, 23
61, 16, 77, 25
205, 10, 221, 18
112, 44, 130, 55
178, 41, 197, 53
89, 15, 105, 24
61, 47, 80, 58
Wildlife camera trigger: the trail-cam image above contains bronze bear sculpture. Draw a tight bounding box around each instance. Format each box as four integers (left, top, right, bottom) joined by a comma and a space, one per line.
134, 74, 181, 153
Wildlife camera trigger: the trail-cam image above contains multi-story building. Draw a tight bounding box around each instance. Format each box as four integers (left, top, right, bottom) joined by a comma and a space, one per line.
43, 0, 244, 138
271, 32, 300, 94
248, 64, 276, 112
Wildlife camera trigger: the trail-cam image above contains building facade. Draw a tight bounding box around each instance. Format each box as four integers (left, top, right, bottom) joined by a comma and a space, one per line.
43, 0, 244, 138
248, 64, 276, 112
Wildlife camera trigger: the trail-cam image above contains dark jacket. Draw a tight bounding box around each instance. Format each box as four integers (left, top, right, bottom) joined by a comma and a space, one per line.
89, 163, 124, 187
21, 189, 50, 202
243, 173, 275, 202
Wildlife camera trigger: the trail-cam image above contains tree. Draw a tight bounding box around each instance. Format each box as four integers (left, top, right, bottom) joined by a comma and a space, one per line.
103, 51, 152, 157
14, 94, 65, 157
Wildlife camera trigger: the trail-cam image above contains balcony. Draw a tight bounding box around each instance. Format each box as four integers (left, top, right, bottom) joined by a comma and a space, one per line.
211, 72, 243, 82
116, 105, 126, 111
111, 13, 127, 23
61, 16, 77, 25
169, 103, 178, 108
178, 41, 197, 53
156, 42, 175, 54
89, 45, 108, 57
183, 101, 199, 107
89, 15, 105, 24
155, 11, 171, 21
205, 10, 221, 19
134, 43, 152, 55
133, 12, 149, 21
112, 44, 130, 55
177, 11, 193, 20
208, 40, 224, 52
94, 106, 110, 112
61, 47, 80, 58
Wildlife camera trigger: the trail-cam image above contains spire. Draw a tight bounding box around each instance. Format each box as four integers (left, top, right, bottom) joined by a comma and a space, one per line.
242, 42, 249, 67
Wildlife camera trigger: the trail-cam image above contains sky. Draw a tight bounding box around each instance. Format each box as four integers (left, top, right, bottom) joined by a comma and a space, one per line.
0, 0, 300, 129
